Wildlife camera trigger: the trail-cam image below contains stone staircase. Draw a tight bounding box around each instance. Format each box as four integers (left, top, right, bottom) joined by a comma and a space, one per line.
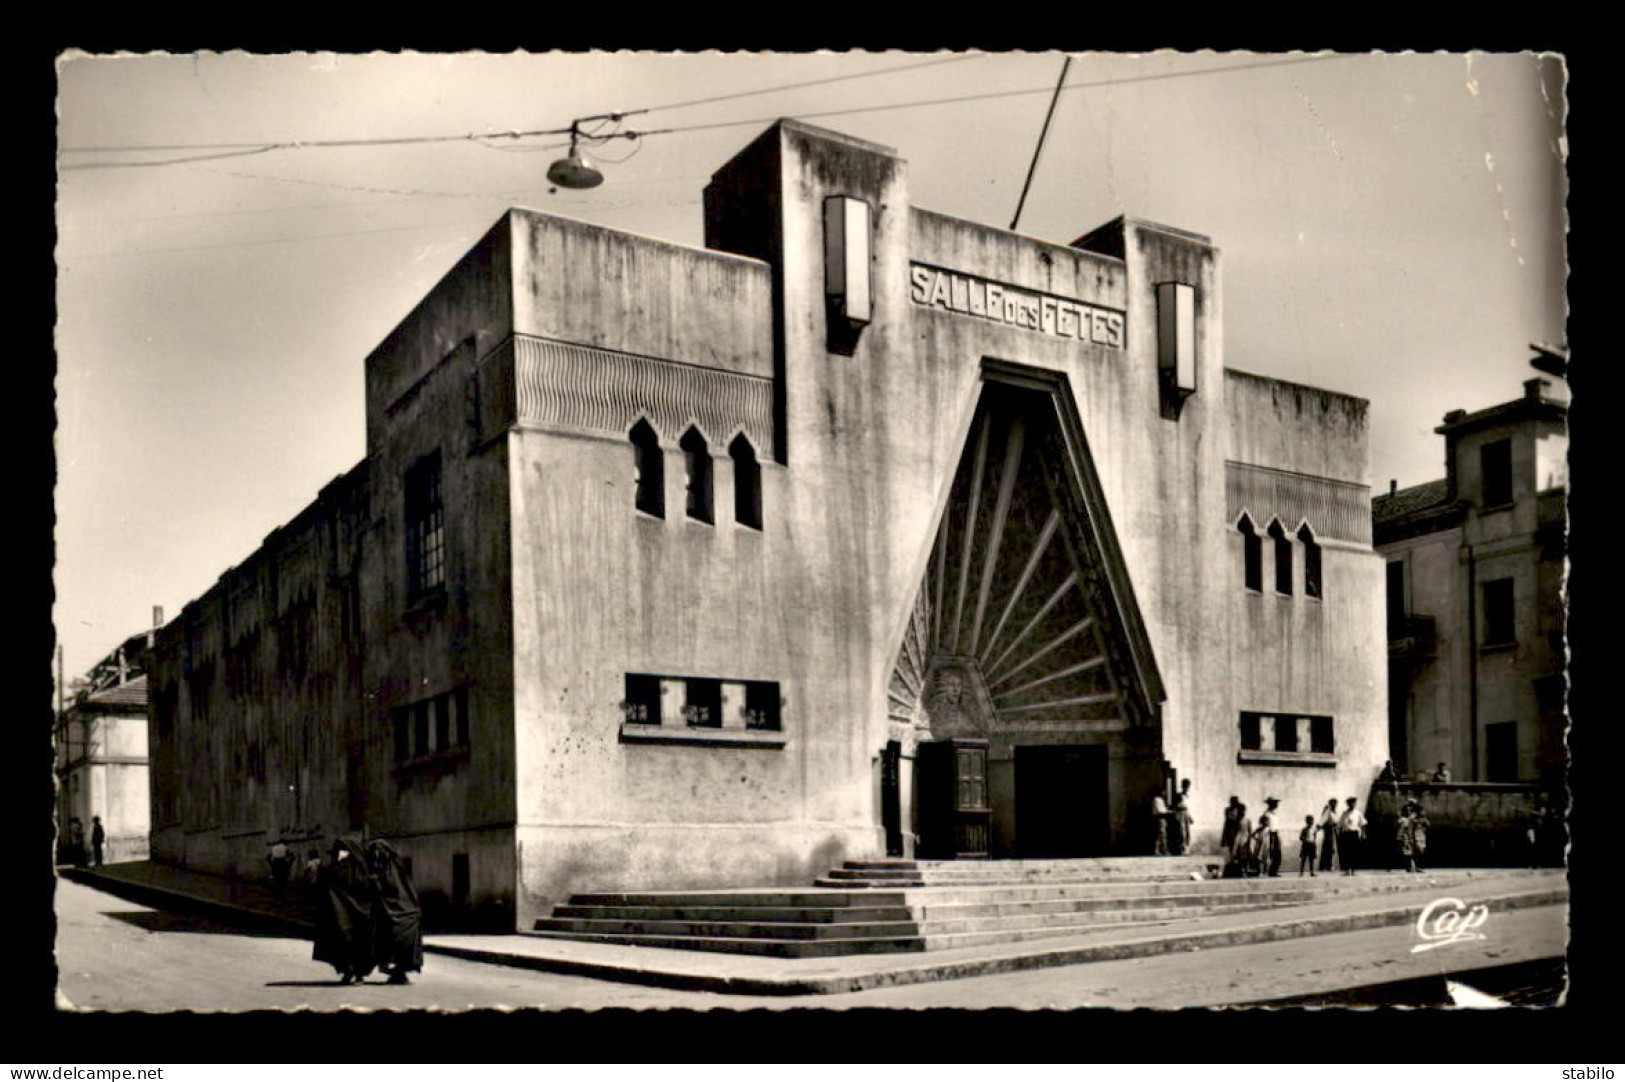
529, 856, 1502, 958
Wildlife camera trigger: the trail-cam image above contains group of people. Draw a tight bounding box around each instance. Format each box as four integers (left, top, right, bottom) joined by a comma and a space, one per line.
311, 836, 424, 986
1393, 798, 1432, 873
1219, 795, 1369, 878
1377, 759, 1453, 787
1150, 778, 1195, 856
59, 816, 106, 867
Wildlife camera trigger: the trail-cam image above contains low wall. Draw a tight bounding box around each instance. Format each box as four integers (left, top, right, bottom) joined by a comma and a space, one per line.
1366, 781, 1563, 868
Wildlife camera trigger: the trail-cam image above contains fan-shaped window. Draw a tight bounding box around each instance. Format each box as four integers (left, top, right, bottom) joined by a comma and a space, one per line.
1238, 515, 1262, 592
730, 434, 762, 530
1298, 524, 1322, 599
1268, 519, 1292, 595
681, 427, 713, 524
630, 420, 663, 518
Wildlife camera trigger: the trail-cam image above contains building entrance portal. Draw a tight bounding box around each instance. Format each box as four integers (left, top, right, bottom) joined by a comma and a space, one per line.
886, 371, 1166, 858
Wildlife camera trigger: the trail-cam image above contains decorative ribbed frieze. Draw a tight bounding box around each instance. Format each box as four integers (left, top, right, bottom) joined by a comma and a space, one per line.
507, 335, 775, 453
1225, 461, 1371, 545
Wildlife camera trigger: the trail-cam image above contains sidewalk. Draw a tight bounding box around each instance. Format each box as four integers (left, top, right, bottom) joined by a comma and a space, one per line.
61, 861, 1567, 997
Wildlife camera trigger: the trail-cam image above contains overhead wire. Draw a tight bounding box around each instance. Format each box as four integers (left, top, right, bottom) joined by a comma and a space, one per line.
58, 54, 988, 163
60, 53, 1345, 172
60, 52, 1359, 254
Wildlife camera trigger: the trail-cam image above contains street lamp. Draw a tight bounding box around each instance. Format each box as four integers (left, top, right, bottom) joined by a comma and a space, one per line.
547, 123, 604, 190
546, 113, 649, 192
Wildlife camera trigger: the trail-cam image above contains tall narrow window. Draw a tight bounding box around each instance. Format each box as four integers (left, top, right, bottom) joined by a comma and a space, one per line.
1298, 524, 1322, 599
1239, 516, 1262, 592
453, 684, 470, 747
404, 452, 445, 599
1483, 577, 1516, 646
681, 427, 713, 524
1386, 560, 1407, 637
631, 420, 664, 517
413, 700, 431, 758
1268, 519, 1292, 595
433, 693, 451, 752
1481, 438, 1513, 508
730, 434, 762, 530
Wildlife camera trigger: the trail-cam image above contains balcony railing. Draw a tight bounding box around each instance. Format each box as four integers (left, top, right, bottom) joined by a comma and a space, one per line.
1388, 613, 1437, 658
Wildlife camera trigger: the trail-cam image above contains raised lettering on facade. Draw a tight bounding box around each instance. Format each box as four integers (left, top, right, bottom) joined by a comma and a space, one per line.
909, 263, 1125, 349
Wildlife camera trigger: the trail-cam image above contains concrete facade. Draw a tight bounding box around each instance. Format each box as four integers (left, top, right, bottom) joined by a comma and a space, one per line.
148, 120, 1388, 931
1373, 370, 1568, 790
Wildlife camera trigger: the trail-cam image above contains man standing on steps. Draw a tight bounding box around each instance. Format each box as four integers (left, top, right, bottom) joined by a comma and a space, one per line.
1150, 790, 1170, 856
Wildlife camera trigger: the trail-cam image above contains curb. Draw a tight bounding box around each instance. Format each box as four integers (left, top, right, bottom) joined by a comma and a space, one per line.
425, 886, 1568, 997
61, 866, 315, 937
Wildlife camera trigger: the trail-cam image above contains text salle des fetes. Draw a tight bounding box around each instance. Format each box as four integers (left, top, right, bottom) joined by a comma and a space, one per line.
909, 263, 1125, 349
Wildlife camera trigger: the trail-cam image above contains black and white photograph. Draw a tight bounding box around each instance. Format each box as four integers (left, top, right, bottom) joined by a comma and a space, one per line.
48, 49, 1572, 1019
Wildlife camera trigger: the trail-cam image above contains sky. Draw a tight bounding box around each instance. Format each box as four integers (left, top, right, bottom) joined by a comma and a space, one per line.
52, 49, 1568, 685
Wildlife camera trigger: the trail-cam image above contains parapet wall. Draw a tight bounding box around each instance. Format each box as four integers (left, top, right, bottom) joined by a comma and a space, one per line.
1367, 781, 1561, 867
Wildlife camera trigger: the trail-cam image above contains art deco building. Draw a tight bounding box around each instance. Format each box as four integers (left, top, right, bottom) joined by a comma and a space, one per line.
148, 121, 1388, 929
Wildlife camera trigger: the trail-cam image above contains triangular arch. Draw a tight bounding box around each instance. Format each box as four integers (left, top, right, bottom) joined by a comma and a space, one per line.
885, 363, 1166, 856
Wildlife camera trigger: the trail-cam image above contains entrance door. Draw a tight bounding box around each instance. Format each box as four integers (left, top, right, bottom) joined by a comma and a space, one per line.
1015, 744, 1108, 857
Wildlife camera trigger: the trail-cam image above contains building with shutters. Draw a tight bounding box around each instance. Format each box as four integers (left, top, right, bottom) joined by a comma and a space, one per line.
147, 120, 1388, 931
1373, 360, 1568, 790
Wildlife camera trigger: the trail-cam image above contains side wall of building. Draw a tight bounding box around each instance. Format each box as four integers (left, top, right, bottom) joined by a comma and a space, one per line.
496, 209, 824, 922
149, 465, 371, 883
1219, 371, 1387, 848
358, 217, 521, 928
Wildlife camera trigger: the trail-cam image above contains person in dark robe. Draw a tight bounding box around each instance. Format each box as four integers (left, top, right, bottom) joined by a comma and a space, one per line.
312, 836, 379, 985
1317, 798, 1340, 873
1220, 796, 1243, 854
366, 838, 423, 985
1224, 803, 1256, 878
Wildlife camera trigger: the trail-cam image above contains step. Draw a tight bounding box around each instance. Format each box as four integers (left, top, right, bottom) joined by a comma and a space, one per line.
534, 916, 924, 941
530, 867, 1556, 958
567, 890, 910, 908
818, 866, 1223, 884
839, 856, 1220, 872
910, 889, 1318, 919
535, 897, 1298, 944
526, 929, 932, 958
548, 903, 915, 924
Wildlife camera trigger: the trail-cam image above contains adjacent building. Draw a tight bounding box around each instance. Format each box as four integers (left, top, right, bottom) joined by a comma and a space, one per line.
56, 627, 155, 865
148, 120, 1388, 931
1373, 360, 1568, 790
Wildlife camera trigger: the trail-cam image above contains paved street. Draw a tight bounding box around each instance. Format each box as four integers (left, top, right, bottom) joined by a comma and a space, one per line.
54, 876, 1566, 1011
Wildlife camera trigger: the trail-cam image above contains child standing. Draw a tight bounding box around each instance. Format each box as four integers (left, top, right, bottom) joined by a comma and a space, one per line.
1298, 815, 1318, 876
